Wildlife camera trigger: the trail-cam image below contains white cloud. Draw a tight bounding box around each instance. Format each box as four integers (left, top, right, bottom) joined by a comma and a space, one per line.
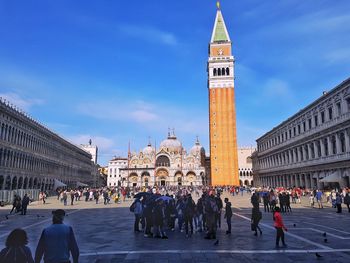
0, 92, 44, 111
263, 79, 293, 99
68, 134, 114, 152
117, 24, 178, 46
324, 48, 350, 64
76, 98, 208, 141
130, 110, 159, 122
77, 99, 160, 124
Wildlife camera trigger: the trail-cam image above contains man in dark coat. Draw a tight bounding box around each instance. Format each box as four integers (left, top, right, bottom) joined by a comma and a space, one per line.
184, 194, 195, 237
224, 198, 232, 234
215, 193, 223, 228
21, 194, 30, 215
204, 191, 218, 239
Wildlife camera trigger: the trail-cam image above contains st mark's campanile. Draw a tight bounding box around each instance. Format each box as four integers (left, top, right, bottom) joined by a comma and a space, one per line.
208, 2, 239, 186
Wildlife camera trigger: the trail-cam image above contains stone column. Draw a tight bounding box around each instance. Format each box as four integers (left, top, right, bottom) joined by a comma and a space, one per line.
295, 148, 298, 163
344, 128, 350, 152
320, 138, 326, 157
302, 145, 307, 161
312, 141, 320, 158
307, 143, 312, 159
295, 174, 300, 187
327, 136, 333, 155
336, 132, 342, 154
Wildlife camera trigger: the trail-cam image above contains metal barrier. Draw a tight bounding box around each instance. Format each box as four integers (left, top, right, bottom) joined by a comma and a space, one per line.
0, 189, 40, 205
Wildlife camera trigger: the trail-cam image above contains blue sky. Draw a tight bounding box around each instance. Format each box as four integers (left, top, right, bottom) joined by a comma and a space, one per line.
0, 0, 349, 166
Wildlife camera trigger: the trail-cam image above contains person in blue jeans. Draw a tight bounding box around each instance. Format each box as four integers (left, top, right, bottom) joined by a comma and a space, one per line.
316, 190, 323, 209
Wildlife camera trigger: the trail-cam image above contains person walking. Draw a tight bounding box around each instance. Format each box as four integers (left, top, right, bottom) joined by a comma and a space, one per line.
94, 190, 99, 204
335, 193, 342, 213
251, 206, 262, 236
224, 198, 232, 234
344, 193, 350, 213
35, 209, 79, 263
103, 191, 109, 205
70, 190, 75, 206
21, 194, 30, 215
10, 194, 21, 214
316, 190, 323, 209
263, 192, 269, 212
273, 206, 287, 248
62, 191, 68, 206
0, 228, 34, 263
39, 192, 46, 205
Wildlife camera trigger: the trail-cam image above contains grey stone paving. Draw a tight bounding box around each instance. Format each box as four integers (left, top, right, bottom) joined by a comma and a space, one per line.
0, 193, 350, 262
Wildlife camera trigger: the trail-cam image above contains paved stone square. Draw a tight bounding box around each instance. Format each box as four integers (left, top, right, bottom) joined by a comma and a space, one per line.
1, 193, 349, 262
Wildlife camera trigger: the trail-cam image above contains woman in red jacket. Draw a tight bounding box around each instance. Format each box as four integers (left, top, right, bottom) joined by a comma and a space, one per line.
273, 206, 287, 248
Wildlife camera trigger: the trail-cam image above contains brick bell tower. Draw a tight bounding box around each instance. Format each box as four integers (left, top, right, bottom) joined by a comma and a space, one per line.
208, 1, 239, 186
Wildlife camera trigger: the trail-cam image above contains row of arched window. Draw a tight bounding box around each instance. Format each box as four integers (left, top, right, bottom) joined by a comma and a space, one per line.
213, 67, 230, 76
0, 119, 91, 164
258, 131, 348, 169
240, 171, 252, 177
258, 97, 350, 152
0, 174, 76, 191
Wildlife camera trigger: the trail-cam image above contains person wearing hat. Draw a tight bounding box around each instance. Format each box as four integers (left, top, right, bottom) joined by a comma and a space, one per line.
35, 209, 79, 263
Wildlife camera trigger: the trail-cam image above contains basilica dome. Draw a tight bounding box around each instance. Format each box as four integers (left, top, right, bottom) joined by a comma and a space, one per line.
190, 138, 205, 156
143, 143, 155, 155
160, 131, 182, 153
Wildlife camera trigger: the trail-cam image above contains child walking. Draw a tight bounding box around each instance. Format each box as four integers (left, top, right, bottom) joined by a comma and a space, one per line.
273, 206, 287, 248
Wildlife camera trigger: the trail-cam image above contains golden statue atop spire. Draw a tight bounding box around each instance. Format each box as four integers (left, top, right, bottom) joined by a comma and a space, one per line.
216, 0, 221, 10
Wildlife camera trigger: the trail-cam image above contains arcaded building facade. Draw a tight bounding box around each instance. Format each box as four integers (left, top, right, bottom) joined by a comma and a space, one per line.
252, 78, 350, 189
108, 132, 207, 187
0, 98, 93, 199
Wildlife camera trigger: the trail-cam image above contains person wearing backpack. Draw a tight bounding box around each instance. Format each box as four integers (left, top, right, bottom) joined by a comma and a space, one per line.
0, 228, 34, 263
224, 198, 232, 234
131, 198, 143, 232
204, 191, 218, 239
251, 206, 262, 236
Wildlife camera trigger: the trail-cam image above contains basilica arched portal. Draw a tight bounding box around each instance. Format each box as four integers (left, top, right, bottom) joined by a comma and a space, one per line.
156, 168, 169, 186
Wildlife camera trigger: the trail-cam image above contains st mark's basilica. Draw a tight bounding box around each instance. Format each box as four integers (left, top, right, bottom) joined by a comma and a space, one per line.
108, 131, 207, 187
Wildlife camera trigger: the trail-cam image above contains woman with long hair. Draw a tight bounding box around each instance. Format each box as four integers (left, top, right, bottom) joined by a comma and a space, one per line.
0, 228, 34, 263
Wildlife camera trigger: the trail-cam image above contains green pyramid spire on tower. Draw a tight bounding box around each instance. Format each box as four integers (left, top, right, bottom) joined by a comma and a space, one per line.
211, 5, 231, 43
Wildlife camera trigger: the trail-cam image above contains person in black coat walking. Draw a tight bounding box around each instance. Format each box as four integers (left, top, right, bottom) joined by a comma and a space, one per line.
224, 198, 232, 234
251, 206, 262, 236
21, 194, 30, 215
184, 194, 195, 237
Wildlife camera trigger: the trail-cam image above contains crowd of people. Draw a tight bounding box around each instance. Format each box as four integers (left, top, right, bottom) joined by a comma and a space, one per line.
130, 187, 231, 240
2, 184, 349, 262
